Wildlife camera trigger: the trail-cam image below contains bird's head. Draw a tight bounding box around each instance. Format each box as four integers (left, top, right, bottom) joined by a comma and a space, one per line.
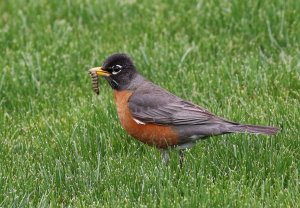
89, 53, 138, 90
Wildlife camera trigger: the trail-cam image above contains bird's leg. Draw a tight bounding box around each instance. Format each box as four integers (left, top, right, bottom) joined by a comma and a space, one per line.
179, 149, 185, 168
160, 149, 170, 166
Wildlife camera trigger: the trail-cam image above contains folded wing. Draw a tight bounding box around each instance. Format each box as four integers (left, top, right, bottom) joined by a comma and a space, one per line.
128, 82, 232, 126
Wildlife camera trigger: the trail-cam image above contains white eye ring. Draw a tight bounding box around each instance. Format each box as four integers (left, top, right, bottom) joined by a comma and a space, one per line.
112, 65, 122, 75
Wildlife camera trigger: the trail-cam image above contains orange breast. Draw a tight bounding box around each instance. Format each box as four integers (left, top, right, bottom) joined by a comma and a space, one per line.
114, 90, 178, 149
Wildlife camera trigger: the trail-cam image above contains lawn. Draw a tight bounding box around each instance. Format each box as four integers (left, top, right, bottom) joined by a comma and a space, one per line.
0, 0, 299, 207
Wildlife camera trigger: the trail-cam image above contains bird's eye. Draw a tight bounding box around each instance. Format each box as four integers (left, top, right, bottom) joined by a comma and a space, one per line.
112, 65, 122, 75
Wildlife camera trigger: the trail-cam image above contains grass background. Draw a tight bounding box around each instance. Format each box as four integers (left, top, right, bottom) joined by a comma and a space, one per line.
0, 0, 299, 207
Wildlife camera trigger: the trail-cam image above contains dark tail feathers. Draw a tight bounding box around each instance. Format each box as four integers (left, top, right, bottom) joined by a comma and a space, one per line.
228, 124, 280, 135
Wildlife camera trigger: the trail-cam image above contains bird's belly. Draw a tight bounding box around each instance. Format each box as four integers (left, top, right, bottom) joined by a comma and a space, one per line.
114, 90, 178, 148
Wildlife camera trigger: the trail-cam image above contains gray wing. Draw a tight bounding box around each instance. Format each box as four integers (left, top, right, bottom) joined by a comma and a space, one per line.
128, 82, 226, 126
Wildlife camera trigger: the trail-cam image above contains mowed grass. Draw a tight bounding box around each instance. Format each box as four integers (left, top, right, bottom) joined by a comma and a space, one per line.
0, 0, 300, 206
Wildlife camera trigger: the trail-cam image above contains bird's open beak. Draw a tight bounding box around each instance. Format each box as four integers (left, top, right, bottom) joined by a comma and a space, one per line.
89, 67, 111, 76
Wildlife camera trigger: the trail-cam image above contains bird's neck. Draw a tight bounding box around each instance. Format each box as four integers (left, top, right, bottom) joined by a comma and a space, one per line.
126, 73, 145, 91
109, 73, 145, 91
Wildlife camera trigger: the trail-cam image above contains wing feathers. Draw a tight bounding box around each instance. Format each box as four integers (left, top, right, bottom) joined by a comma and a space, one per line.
128, 82, 220, 126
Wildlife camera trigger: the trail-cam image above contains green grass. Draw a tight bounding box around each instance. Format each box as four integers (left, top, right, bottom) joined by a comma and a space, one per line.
1, 0, 299, 207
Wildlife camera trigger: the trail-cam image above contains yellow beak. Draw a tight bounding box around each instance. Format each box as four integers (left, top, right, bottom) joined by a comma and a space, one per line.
89, 67, 111, 76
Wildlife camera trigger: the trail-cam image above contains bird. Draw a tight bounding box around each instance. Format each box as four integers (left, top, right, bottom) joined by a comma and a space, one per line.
89, 53, 280, 166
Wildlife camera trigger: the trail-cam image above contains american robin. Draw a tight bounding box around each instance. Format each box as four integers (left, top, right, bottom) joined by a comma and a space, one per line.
90, 53, 280, 166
